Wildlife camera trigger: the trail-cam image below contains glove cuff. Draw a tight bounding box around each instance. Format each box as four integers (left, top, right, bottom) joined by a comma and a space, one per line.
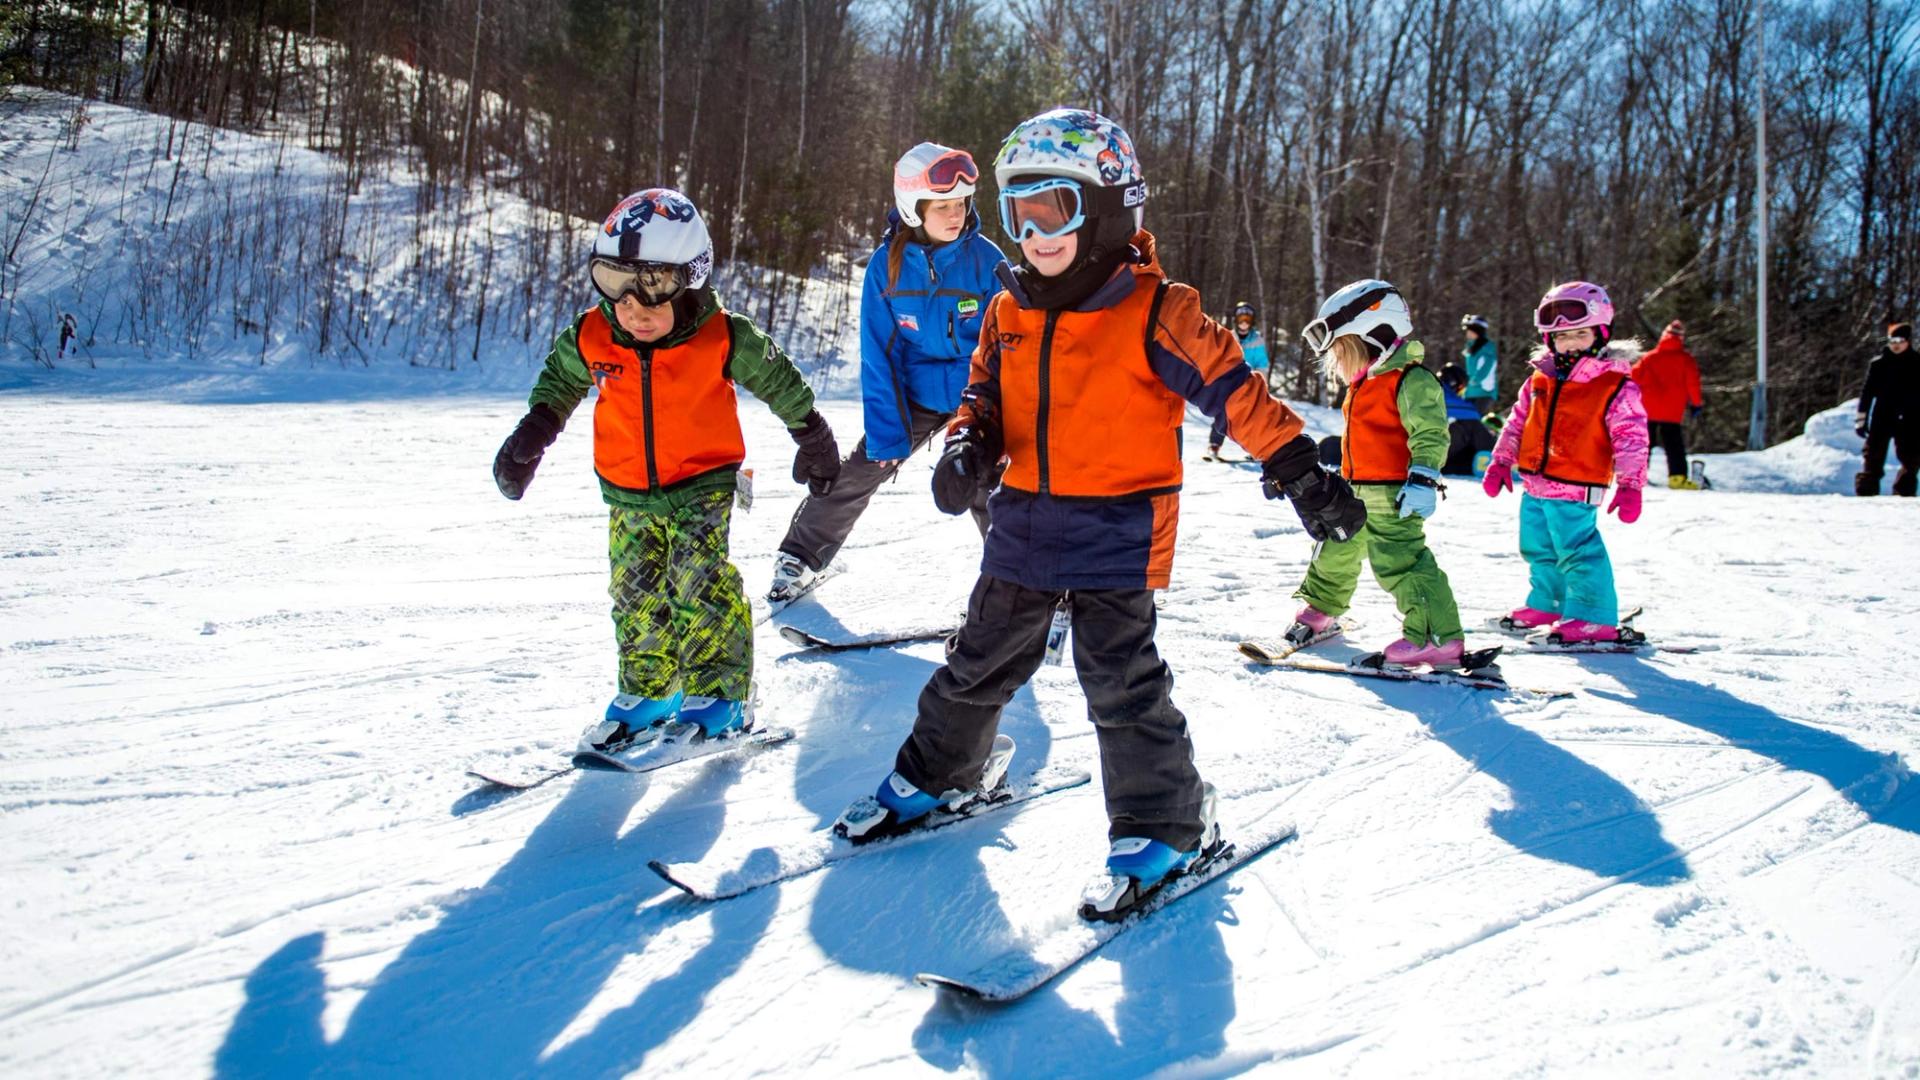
790, 409, 833, 447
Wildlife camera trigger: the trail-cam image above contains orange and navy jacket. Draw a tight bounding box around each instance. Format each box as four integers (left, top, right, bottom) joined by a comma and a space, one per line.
953, 230, 1306, 590
526, 289, 818, 510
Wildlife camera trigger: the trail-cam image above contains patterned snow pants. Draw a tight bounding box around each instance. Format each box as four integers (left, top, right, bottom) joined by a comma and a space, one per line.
608, 491, 752, 700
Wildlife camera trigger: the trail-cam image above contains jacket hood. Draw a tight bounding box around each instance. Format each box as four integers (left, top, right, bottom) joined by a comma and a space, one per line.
1527, 338, 1642, 382
1641, 330, 1691, 360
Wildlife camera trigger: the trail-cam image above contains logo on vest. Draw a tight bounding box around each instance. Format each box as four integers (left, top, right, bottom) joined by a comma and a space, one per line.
997, 331, 1025, 349
590, 360, 623, 389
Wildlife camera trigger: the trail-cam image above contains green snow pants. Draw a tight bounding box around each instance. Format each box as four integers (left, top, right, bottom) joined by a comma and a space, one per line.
1293, 483, 1463, 644
608, 491, 752, 700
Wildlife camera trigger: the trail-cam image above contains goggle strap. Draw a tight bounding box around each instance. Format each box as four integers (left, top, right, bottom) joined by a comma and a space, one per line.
1316, 286, 1398, 342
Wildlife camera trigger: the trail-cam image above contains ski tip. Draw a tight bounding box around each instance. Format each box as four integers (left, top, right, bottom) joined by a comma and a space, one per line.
647, 860, 701, 897
1237, 641, 1278, 664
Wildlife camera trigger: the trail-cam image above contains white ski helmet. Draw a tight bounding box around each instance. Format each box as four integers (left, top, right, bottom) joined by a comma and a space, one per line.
993, 108, 1147, 231
1302, 279, 1413, 358
590, 188, 713, 296
893, 142, 980, 228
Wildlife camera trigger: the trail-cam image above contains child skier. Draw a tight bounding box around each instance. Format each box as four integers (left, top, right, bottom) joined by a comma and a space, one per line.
1284, 280, 1467, 667
492, 188, 841, 750
1437, 362, 1498, 476
1206, 300, 1270, 459
767, 143, 1007, 601
1482, 281, 1649, 644
1461, 314, 1499, 414
831, 108, 1366, 918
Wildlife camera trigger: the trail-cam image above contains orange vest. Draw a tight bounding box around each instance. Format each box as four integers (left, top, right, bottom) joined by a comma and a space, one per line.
1341, 367, 1413, 482
990, 272, 1186, 498
1516, 368, 1627, 486
578, 306, 745, 492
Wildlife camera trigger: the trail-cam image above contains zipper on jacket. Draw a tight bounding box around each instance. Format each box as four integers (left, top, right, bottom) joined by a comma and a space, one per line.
1536, 375, 1566, 476
1037, 310, 1061, 494
638, 345, 661, 490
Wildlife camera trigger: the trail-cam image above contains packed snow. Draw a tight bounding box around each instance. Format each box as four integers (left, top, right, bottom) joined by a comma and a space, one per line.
3, 379, 1918, 1077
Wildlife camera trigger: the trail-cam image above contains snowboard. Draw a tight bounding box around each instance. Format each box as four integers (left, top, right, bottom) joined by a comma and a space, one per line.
778, 625, 958, 653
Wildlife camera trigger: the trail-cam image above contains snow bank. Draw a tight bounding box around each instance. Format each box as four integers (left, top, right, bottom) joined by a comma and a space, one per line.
1690, 401, 1868, 495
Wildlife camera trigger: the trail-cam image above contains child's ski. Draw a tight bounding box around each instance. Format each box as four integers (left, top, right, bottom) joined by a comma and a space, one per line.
1276, 651, 1574, 700
777, 625, 958, 653
571, 723, 794, 773
914, 810, 1299, 1002
466, 724, 792, 790
1236, 618, 1360, 664
648, 765, 1092, 901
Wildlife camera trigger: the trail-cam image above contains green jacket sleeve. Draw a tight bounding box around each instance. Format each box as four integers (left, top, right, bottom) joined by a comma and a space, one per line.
527, 311, 595, 420
1398, 366, 1450, 472
725, 311, 817, 428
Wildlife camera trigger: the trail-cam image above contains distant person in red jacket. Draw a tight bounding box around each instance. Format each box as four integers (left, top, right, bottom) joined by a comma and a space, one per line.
1631, 320, 1705, 489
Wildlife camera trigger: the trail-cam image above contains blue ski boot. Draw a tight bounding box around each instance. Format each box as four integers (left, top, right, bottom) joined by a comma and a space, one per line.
1081, 782, 1219, 922
581, 691, 684, 753
833, 734, 1015, 843
677, 696, 749, 738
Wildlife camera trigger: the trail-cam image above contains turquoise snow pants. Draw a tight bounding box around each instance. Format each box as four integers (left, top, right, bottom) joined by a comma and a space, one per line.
1519, 493, 1618, 625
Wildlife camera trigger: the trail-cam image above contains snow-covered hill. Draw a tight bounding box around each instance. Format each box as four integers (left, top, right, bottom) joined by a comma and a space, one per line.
3, 387, 1917, 1078
1691, 401, 1876, 495
0, 91, 861, 394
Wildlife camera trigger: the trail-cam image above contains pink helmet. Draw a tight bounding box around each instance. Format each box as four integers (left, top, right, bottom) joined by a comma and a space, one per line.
1534, 281, 1615, 344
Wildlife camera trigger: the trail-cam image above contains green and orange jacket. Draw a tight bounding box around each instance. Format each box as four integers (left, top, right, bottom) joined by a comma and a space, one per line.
1338, 341, 1449, 484
527, 288, 817, 514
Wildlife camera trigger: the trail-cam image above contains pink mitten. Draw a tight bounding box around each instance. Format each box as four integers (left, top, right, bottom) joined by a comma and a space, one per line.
1607, 485, 1642, 523
1482, 463, 1513, 498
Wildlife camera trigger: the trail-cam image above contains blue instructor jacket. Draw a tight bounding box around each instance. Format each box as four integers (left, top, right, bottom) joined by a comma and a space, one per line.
860, 209, 1007, 460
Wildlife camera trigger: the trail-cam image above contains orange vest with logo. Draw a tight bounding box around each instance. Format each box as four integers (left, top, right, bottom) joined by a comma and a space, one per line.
990, 272, 1185, 498
1516, 368, 1627, 487
577, 306, 745, 492
1341, 367, 1414, 482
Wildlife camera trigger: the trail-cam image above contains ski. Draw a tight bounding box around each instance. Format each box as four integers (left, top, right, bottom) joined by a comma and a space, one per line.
1485, 606, 1712, 654
571, 722, 795, 773
465, 724, 793, 790
464, 754, 575, 791
1237, 618, 1360, 664
1277, 652, 1574, 699
777, 624, 958, 653
914, 808, 1299, 1002
648, 765, 1093, 901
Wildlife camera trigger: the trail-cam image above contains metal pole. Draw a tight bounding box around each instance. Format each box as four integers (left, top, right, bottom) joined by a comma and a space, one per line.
1748, 0, 1770, 450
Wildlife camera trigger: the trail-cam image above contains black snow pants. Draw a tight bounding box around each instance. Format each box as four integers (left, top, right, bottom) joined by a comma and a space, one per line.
778, 402, 990, 571
893, 574, 1207, 850
1861, 418, 1918, 496
1649, 420, 1690, 479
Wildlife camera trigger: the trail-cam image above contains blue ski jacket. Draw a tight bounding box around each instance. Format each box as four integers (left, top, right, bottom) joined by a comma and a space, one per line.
1443, 382, 1481, 422
859, 209, 1007, 461
1237, 328, 1269, 371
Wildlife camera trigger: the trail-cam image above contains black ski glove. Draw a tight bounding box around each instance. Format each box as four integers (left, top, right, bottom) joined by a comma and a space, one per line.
789, 410, 841, 497
493, 403, 564, 500
1262, 434, 1367, 542
931, 423, 996, 515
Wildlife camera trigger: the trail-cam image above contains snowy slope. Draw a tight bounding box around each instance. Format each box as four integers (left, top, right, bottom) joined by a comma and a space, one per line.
3, 388, 1918, 1078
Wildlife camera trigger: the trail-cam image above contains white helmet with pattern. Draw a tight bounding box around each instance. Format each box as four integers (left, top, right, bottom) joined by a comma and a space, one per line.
1302, 279, 1413, 358
590, 188, 713, 302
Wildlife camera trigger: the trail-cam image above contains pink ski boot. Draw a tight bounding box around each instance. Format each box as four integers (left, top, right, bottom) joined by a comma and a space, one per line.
1498, 606, 1559, 632
1283, 606, 1340, 648
1382, 637, 1467, 669
1549, 618, 1620, 644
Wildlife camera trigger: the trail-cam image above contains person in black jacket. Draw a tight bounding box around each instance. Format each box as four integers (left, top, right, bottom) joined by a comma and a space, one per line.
1857, 322, 1916, 496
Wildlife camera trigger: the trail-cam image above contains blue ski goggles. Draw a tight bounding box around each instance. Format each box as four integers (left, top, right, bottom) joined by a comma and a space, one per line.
997, 178, 1088, 242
